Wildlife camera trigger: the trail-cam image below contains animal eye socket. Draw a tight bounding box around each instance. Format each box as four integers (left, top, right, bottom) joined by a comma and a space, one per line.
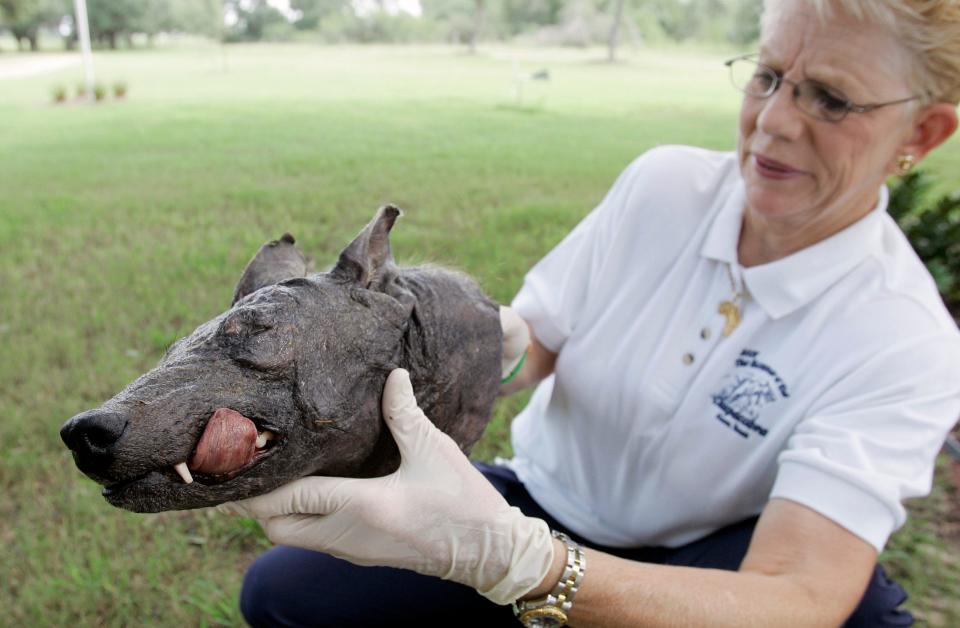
219, 310, 274, 339
216, 305, 292, 372
228, 322, 291, 372
247, 322, 274, 335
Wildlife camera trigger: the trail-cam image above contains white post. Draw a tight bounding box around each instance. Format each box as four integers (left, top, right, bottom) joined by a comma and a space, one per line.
512, 57, 523, 107
74, 0, 95, 100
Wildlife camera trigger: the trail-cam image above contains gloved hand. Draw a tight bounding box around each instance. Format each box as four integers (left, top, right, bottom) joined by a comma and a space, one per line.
220, 368, 555, 605
500, 305, 530, 381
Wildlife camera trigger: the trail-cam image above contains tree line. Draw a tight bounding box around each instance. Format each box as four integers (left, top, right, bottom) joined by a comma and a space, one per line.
0, 0, 220, 50
0, 0, 762, 54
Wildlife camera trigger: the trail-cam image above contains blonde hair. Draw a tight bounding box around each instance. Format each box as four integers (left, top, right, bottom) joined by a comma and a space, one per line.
764, 0, 960, 104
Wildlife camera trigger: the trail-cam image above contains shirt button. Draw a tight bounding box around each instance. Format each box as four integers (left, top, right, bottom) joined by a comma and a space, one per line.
700, 328, 712, 340
682, 353, 695, 365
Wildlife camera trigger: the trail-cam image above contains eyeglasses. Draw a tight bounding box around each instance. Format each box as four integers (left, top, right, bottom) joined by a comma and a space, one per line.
724, 54, 920, 122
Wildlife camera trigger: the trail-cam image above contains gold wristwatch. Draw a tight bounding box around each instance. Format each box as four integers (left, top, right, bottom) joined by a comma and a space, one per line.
513, 531, 586, 627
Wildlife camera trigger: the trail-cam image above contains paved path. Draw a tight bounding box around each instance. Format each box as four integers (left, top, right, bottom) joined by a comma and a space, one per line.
0, 54, 79, 80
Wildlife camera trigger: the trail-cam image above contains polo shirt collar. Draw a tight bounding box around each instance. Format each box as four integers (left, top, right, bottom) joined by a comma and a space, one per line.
700, 181, 888, 320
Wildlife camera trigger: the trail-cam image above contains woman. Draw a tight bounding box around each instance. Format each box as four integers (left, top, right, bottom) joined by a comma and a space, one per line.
229, 1, 960, 625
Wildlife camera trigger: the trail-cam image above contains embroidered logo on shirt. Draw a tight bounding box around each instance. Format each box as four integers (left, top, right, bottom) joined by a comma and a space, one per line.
711, 349, 790, 439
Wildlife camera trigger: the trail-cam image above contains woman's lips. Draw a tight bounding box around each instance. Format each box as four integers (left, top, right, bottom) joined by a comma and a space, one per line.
753, 154, 806, 180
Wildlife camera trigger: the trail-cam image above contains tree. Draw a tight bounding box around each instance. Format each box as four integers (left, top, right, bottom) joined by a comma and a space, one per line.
607, 0, 625, 61
167, 0, 221, 38
467, 0, 484, 53
135, 0, 174, 45
501, 0, 564, 35
84, 0, 144, 48
728, 0, 762, 46
623, 0, 735, 45
290, 0, 346, 31
224, 0, 287, 42
0, 0, 65, 50
420, 0, 485, 46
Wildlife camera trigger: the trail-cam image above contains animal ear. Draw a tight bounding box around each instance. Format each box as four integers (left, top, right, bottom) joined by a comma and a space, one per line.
232, 233, 309, 305
332, 205, 415, 315
331, 204, 402, 287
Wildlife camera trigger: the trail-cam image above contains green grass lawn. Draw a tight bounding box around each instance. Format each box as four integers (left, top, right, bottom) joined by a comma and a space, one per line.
2, 42, 958, 626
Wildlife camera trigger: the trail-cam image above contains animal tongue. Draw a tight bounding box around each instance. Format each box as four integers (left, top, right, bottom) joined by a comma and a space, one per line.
188, 408, 258, 476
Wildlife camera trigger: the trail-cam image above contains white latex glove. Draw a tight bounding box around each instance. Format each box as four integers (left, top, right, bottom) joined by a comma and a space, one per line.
220, 368, 554, 605
500, 305, 531, 380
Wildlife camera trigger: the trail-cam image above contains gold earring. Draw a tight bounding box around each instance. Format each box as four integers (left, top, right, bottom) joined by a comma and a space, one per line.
896, 154, 915, 175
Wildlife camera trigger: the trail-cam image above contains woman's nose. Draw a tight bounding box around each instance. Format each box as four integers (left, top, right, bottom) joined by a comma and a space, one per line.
755, 84, 806, 141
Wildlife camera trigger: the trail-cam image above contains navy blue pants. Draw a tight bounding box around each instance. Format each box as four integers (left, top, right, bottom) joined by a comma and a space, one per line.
240, 462, 913, 627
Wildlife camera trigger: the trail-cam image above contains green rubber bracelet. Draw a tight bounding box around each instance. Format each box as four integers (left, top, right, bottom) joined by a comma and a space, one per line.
500, 349, 528, 385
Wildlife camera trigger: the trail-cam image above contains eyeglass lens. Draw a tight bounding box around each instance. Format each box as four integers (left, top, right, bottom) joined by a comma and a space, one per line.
728, 58, 852, 122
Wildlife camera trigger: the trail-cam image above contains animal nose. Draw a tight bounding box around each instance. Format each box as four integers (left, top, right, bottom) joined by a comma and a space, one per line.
60, 410, 128, 476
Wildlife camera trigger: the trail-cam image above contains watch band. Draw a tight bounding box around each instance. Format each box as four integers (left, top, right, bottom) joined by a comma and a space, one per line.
514, 530, 586, 627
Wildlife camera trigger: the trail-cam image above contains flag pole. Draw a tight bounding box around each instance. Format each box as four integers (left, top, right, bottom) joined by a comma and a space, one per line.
74, 0, 95, 100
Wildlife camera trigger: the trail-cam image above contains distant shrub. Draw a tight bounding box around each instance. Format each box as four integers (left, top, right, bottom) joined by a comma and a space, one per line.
320, 11, 438, 44
261, 21, 296, 42
113, 81, 128, 99
93, 83, 107, 102
889, 171, 960, 320
52, 85, 67, 104
76, 82, 87, 99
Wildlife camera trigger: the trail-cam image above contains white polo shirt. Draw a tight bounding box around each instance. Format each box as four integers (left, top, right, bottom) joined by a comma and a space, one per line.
509, 145, 960, 552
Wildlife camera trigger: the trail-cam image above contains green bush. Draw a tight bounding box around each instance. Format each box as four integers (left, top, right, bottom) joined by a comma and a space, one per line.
889, 171, 960, 319
113, 81, 128, 98
93, 83, 107, 102
318, 11, 440, 44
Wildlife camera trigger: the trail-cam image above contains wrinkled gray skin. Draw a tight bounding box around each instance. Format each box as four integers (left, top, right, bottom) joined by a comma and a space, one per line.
61, 206, 502, 512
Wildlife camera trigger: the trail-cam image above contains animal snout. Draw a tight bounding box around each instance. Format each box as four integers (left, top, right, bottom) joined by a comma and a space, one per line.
60, 410, 129, 477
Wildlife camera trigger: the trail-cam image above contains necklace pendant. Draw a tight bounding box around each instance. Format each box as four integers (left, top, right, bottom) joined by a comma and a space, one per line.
718, 301, 741, 337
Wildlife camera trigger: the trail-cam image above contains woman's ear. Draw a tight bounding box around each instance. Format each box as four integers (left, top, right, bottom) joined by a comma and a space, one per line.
899, 102, 959, 164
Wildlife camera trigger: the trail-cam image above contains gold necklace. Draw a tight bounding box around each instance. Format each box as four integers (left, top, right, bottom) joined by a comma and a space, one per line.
718, 263, 742, 337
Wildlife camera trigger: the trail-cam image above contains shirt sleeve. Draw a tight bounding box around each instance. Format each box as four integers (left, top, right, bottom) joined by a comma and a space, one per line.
511, 155, 645, 353
770, 333, 960, 552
